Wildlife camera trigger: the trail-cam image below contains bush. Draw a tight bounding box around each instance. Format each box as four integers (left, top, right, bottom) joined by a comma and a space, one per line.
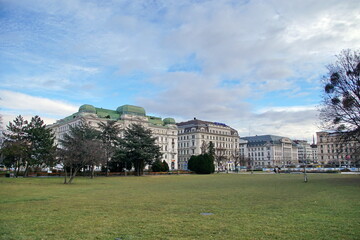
188, 154, 215, 174
151, 160, 169, 172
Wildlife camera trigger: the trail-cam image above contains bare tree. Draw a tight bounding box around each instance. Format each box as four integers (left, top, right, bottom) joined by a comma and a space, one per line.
320, 49, 360, 144
200, 140, 208, 154
231, 150, 250, 173
214, 147, 227, 173
59, 122, 105, 184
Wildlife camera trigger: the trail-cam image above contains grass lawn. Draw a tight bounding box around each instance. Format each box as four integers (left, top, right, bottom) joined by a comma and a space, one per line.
0, 173, 359, 240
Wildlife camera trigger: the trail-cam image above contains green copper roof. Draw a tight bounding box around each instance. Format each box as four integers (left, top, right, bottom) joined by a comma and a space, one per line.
163, 118, 176, 125
79, 104, 96, 113
147, 116, 163, 125
116, 105, 146, 116
57, 104, 176, 127
95, 108, 119, 120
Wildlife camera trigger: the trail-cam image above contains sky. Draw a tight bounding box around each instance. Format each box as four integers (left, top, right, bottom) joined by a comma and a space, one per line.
1, 0, 360, 142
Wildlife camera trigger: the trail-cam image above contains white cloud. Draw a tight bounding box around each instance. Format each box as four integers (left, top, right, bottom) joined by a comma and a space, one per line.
0, 90, 78, 119
1, 0, 359, 141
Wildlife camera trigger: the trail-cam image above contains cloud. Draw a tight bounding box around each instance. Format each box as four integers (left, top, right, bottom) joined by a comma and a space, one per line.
237, 106, 320, 141
136, 72, 253, 120
0, 90, 78, 120
1, 0, 359, 141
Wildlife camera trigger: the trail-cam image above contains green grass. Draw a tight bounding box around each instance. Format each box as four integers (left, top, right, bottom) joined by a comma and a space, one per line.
0, 174, 359, 240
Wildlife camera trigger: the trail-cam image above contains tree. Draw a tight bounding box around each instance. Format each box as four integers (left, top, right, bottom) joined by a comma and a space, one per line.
59, 122, 105, 184
98, 120, 121, 176
162, 160, 169, 172
25, 116, 57, 176
1, 115, 57, 177
187, 154, 215, 174
320, 49, 360, 144
1, 115, 28, 177
200, 141, 208, 154
151, 159, 169, 172
116, 123, 161, 176
208, 141, 215, 157
231, 150, 249, 172
214, 147, 227, 173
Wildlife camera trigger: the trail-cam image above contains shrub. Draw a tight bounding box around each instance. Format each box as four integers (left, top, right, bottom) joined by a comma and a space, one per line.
188, 154, 215, 174
151, 160, 170, 172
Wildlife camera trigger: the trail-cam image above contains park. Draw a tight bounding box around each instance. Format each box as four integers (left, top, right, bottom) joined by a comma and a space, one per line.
0, 173, 359, 240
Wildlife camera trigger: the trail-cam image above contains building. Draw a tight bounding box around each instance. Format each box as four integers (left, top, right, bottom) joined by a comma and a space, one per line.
293, 140, 313, 163
48, 104, 179, 170
176, 118, 240, 171
310, 136, 318, 163
240, 135, 299, 167
316, 131, 360, 166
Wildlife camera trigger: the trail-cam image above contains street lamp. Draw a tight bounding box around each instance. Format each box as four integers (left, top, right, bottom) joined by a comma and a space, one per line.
303, 160, 308, 183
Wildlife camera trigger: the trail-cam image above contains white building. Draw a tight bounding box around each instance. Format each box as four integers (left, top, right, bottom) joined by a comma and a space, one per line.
240, 135, 299, 168
176, 118, 240, 171
293, 140, 313, 163
48, 104, 178, 170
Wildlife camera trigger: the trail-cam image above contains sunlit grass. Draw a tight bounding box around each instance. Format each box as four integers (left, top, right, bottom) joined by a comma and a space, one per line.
0, 174, 359, 239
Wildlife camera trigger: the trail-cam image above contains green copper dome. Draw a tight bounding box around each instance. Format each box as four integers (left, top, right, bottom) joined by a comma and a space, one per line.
116, 105, 146, 116
163, 118, 176, 125
79, 104, 96, 113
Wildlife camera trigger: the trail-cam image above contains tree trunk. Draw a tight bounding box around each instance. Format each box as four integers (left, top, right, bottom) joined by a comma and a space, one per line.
90, 165, 95, 179
68, 168, 80, 184
64, 167, 68, 184
24, 163, 30, 178
106, 151, 109, 177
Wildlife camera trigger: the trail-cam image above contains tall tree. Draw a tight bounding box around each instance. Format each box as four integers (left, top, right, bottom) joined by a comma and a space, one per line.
116, 123, 161, 176
320, 49, 360, 143
59, 122, 105, 184
1, 116, 29, 177
25, 116, 57, 176
207, 141, 215, 157
98, 120, 121, 176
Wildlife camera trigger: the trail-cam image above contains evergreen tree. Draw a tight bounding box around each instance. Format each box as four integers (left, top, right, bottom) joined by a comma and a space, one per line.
98, 120, 121, 176
116, 123, 161, 176
188, 154, 215, 174
208, 141, 215, 157
1, 115, 28, 177
25, 116, 56, 176
162, 160, 169, 172
1, 115, 56, 177
151, 159, 163, 172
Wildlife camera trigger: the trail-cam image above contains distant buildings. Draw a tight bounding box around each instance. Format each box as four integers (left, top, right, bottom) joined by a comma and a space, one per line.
48, 104, 179, 170
176, 118, 239, 170
316, 131, 360, 166
240, 135, 298, 167
46, 103, 360, 171
293, 140, 313, 163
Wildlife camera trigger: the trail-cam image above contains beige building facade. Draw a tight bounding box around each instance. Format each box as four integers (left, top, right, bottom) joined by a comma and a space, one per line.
316, 131, 359, 166
176, 118, 240, 171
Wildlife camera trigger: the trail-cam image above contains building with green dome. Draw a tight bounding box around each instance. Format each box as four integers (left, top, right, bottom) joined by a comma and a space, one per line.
48, 104, 178, 170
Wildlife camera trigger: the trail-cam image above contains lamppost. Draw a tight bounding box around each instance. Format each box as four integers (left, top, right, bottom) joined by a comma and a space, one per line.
303, 159, 308, 183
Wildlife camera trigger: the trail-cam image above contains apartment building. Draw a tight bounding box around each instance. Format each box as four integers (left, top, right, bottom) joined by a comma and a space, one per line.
176, 118, 240, 171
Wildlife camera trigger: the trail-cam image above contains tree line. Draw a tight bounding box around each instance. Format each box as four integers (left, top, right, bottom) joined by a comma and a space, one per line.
1, 116, 162, 183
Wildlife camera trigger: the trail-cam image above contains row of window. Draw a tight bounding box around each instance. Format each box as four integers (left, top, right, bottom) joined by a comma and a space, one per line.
178, 134, 237, 142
